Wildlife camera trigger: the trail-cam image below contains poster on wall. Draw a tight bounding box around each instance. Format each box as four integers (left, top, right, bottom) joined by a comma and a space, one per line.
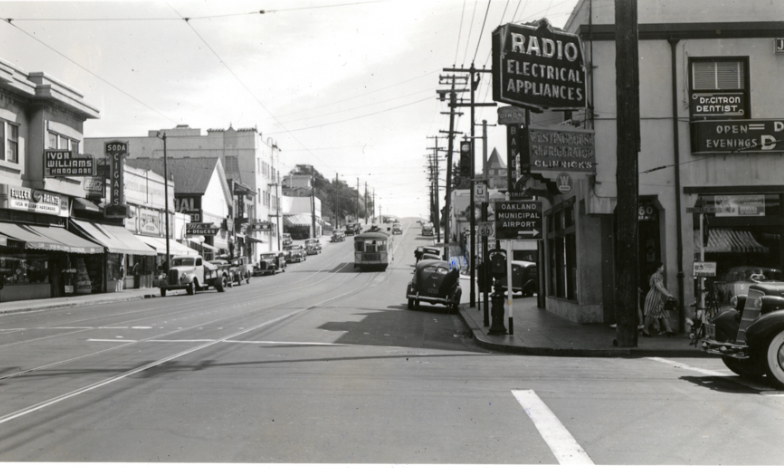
714, 195, 765, 217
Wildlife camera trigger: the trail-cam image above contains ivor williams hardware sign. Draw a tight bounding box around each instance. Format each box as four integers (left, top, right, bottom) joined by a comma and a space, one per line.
492, 19, 586, 111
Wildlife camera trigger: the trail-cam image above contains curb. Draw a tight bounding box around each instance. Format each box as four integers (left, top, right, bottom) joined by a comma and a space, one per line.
0, 293, 157, 315
456, 307, 709, 359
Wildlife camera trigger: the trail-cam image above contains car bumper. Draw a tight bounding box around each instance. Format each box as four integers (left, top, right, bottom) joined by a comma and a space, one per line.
407, 292, 453, 305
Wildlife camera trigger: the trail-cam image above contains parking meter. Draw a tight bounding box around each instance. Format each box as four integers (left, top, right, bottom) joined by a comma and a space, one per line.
488, 249, 507, 279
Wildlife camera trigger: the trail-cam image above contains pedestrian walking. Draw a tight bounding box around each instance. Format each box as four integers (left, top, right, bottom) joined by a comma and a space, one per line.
642, 262, 675, 337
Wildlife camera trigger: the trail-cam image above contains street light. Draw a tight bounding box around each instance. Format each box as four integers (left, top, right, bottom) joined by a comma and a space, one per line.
156, 132, 171, 271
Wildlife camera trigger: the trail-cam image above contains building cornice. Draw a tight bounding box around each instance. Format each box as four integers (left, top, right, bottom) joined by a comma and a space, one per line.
578, 22, 784, 41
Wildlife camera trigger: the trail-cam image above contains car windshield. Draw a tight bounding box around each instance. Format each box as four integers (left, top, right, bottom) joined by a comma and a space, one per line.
261, 254, 275, 260
422, 265, 450, 275
171, 258, 195, 266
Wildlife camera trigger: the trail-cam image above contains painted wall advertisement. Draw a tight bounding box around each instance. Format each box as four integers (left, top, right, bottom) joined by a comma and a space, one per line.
525, 125, 595, 176
175, 196, 202, 223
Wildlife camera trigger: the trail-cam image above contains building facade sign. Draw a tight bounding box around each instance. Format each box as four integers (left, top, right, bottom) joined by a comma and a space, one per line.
492, 19, 586, 111
186, 223, 219, 236
138, 207, 162, 235
690, 119, 784, 153
689, 92, 747, 119
44, 150, 95, 177
527, 125, 595, 175
0, 184, 68, 217
174, 196, 203, 223
714, 194, 765, 217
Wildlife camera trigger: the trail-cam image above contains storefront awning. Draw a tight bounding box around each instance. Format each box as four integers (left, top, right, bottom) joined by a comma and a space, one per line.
245, 236, 265, 243
72, 220, 157, 256
284, 214, 312, 227
72, 197, 102, 213
696, 228, 769, 254
187, 239, 218, 252
0, 222, 103, 254
135, 235, 199, 257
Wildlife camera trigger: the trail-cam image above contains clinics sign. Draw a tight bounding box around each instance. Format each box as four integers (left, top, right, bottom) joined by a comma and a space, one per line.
527, 125, 595, 175
690, 119, 784, 153
492, 19, 586, 111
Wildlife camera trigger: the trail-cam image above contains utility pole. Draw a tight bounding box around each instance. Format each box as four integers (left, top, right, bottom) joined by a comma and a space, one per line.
335, 173, 340, 231
444, 65, 496, 307
311, 176, 316, 238
426, 136, 445, 242
161, 132, 170, 271
437, 75, 466, 261
364, 182, 368, 224
615, 0, 641, 347
356, 178, 359, 223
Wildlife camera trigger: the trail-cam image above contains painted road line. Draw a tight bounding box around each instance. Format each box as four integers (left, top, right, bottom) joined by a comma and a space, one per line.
86, 338, 339, 346
512, 389, 594, 465
647, 357, 735, 377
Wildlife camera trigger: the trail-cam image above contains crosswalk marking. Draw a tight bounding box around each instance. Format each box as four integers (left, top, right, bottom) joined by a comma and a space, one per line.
512, 389, 594, 465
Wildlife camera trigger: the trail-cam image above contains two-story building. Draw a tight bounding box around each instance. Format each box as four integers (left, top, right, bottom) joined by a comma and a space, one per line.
527, 0, 784, 328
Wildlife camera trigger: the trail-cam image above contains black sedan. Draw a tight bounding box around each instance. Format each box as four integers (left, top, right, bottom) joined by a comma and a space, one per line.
701, 282, 784, 388
406, 260, 461, 312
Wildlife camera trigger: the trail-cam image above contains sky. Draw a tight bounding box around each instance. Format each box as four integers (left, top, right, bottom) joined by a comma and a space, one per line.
0, 0, 580, 219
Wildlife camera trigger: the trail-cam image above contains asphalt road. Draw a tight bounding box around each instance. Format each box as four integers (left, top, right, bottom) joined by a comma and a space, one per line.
0, 221, 782, 464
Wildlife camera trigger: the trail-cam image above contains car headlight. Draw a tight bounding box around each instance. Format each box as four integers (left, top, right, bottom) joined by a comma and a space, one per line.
730, 295, 737, 308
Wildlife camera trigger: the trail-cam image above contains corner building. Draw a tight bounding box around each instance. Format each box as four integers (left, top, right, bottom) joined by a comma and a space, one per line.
537, 0, 784, 328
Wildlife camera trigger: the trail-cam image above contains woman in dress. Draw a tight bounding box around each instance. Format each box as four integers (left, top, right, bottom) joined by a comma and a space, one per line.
642, 262, 675, 337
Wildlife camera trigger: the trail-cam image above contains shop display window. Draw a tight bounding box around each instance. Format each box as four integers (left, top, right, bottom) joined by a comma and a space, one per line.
0, 254, 50, 285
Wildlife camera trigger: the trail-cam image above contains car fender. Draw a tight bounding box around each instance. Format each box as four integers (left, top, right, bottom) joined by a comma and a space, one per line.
746, 310, 784, 355
710, 308, 742, 342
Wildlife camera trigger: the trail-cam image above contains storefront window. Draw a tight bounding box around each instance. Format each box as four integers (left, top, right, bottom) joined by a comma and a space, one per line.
0, 253, 50, 285
547, 200, 577, 300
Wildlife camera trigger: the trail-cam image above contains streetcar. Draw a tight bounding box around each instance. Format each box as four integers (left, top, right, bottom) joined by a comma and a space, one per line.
353, 231, 393, 271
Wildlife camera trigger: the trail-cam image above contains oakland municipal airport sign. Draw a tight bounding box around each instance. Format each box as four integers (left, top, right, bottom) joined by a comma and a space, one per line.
492, 19, 586, 111
494, 200, 543, 240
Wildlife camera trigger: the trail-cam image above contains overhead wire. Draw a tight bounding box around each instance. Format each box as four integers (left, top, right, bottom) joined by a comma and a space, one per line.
1, 21, 178, 125
472, 1, 493, 65
461, 0, 479, 66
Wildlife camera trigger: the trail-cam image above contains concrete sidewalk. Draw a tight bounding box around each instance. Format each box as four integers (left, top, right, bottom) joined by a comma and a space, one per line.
457, 295, 707, 358
0, 288, 157, 314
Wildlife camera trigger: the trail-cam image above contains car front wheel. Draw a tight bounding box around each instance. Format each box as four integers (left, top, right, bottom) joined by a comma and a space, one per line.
764, 330, 784, 388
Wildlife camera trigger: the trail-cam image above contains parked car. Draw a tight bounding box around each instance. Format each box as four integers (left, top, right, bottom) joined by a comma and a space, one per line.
701, 282, 784, 388
282, 233, 293, 247
406, 260, 462, 312
231, 257, 253, 284
501, 260, 538, 297
158, 255, 230, 296
415, 246, 440, 263
392, 223, 403, 235
255, 251, 286, 275
305, 238, 322, 255
211, 259, 245, 287
331, 230, 346, 242
284, 244, 307, 263
712, 266, 783, 304
421, 223, 434, 236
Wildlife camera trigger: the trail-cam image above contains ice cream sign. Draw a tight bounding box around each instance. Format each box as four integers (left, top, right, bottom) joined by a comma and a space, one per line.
690, 119, 784, 153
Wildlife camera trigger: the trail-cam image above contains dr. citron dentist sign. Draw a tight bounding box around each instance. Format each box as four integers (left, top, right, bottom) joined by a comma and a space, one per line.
492, 19, 586, 111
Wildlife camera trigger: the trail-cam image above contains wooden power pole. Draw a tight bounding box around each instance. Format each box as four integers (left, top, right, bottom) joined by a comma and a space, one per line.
615, 0, 641, 347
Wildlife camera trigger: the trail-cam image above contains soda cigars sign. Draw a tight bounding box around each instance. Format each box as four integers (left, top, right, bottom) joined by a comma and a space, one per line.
105, 141, 128, 206
492, 19, 586, 111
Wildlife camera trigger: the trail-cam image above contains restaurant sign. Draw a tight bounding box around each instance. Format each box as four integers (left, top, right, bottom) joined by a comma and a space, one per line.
186, 223, 220, 236
526, 125, 595, 175
0, 184, 68, 217
690, 119, 784, 153
492, 19, 586, 111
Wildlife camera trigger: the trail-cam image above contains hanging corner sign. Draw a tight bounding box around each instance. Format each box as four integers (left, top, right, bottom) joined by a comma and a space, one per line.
492, 18, 586, 112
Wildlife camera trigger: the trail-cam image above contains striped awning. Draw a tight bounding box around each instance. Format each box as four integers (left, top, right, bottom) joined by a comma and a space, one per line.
284, 214, 312, 227
696, 228, 769, 254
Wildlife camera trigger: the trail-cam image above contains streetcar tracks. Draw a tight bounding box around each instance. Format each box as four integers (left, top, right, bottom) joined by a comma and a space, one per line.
0, 279, 375, 426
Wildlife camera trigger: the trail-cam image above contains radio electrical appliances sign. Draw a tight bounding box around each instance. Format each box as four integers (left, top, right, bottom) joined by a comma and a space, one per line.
492, 19, 586, 111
